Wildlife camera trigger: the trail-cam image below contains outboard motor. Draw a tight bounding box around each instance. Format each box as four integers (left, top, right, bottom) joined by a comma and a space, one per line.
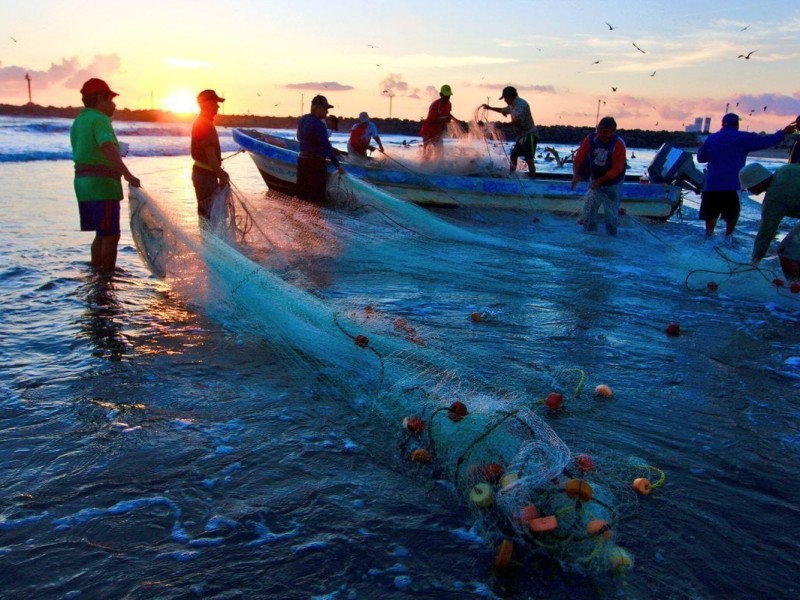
647, 143, 704, 193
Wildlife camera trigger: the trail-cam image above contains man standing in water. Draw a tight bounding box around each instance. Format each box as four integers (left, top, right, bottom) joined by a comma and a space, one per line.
70, 78, 140, 275
571, 116, 627, 236
296, 94, 345, 203
191, 89, 229, 220
482, 86, 539, 178
420, 84, 453, 162
697, 113, 795, 243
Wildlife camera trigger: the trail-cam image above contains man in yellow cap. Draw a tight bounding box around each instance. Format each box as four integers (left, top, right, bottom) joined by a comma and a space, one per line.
191, 89, 229, 220
70, 78, 140, 275
420, 84, 453, 161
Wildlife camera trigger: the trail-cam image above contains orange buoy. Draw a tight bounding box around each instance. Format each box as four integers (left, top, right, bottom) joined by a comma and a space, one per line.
586, 519, 612, 540
791, 282, 800, 294
665, 323, 680, 336
519, 504, 539, 523
773, 278, 785, 287
565, 478, 593, 502
447, 401, 468, 422
470, 312, 483, 322
495, 539, 513, 570
544, 392, 563, 411
632, 477, 653, 495
528, 515, 558, 533
402, 416, 425, 435
707, 281, 719, 292
469, 482, 494, 508
574, 454, 595, 473
482, 462, 505, 483
594, 384, 613, 398
410, 448, 431, 463
354, 334, 369, 348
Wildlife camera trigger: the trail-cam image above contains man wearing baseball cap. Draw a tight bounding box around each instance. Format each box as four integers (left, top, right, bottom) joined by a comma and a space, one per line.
70, 78, 140, 274
697, 113, 795, 244
296, 94, 345, 203
191, 89, 229, 220
482, 86, 539, 178
739, 162, 800, 279
419, 84, 454, 162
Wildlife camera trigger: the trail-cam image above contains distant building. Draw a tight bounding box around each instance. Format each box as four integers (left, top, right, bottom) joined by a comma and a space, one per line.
684, 116, 711, 133
703, 117, 711, 133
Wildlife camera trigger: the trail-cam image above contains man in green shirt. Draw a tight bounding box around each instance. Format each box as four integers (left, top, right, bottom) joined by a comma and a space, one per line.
739, 162, 800, 279
70, 78, 140, 274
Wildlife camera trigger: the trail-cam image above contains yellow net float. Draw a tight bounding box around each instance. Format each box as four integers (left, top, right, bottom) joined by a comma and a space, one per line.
469, 482, 494, 508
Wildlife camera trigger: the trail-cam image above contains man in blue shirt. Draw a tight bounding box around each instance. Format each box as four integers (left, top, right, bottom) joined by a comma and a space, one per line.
296, 95, 346, 203
697, 113, 795, 242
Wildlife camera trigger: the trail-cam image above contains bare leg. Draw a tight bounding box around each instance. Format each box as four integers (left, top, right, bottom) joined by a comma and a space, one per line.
525, 159, 536, 178
724, 218, 737, 237
91, 235, 102, 269
98, 234, 120, 274
705, 218, 717, 237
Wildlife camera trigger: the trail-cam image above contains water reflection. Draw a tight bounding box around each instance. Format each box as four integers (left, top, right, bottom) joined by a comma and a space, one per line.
76, 274, 129, 361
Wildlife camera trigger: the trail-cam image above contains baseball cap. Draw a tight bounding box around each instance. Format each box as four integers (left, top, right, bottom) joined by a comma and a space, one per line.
722, 113, 740, 127
440, 84, 453, 96
80, 78, 118, 98
499, 86, 517, 100
738, 163, 771, 190
312, 94, 334, 109
197, 89, 225, 104
359, 111, 370, 123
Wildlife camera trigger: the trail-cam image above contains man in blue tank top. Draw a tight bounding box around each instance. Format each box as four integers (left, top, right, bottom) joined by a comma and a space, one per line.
571, 116, 627, 236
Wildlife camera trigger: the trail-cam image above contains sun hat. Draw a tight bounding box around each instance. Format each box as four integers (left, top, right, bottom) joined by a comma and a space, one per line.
80, 78, 118, 98
197, 89, 225, 103
499, 86, 517, 100
738, 163, 771, 190
312, 94, 334, 109
359, 111, 370, 123
440, 84, 453, 96
722, 113, 740, 127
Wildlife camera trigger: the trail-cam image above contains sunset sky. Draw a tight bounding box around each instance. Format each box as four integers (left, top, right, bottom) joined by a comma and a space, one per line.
2, 0, 800, 131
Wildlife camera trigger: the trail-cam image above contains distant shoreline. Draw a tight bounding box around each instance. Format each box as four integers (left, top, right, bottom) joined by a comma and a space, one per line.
2, 102, 796, 152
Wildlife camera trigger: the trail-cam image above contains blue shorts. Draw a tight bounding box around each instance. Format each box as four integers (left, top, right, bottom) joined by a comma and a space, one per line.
78, 200, 121, 236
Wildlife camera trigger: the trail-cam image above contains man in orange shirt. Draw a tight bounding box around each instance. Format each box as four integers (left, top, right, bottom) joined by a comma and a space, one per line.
420, 84, 453, 161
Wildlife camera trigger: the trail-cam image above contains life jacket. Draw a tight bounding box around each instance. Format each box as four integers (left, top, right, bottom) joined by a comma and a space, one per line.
349, 122, 370, 153
587, 133, 626, 185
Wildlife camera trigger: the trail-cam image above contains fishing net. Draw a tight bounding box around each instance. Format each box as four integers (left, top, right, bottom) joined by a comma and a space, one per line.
128, 183, 645, 578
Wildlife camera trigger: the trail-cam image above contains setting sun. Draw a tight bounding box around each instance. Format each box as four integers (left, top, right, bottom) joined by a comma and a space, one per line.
162, 90, 197, 114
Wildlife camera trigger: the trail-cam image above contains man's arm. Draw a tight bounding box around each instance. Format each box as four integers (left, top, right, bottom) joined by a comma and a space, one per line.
100, 141, 140, 187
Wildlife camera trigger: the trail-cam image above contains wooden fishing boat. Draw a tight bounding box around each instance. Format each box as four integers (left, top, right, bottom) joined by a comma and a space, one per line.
232, 128, 686, 219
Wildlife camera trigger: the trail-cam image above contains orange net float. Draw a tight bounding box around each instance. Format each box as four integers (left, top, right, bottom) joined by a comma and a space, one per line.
447, 401, 468, 422
494, 539, 514, 571
354, 334, 369, 348
518, 504, 539, 524
594, 384, 613, 398
544, 392, 564, 411
482, 462, 505, 484
410, 448, 431, 463
707, 281, 719, 292
791, 282, 800, 294
402, 416, 425, 435
586, 519, 612, 540
665, 322, 680, 336
392, 317, 408, 330
528, 515, 558, 534
574, 454, 595, 473
470, 312, 483, 323
564, 478, 593, 502
773, 278, 785, 288
632, 477, 653, 495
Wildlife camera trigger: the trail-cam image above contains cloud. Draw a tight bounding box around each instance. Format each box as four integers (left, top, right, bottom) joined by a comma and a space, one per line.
379, 74, 421, 99
475, 83, 558, 94
0, 54, 122, 90
285, 81, 354, 91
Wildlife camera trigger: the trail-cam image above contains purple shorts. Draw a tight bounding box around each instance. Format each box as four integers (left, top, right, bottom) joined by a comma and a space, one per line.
78, 200, 121, 236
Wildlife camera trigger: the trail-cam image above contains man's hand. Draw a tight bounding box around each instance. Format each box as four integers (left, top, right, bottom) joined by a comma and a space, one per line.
125, 173, 141, 188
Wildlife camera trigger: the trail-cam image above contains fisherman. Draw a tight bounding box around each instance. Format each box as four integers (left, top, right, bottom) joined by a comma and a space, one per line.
697, 113, 795, 243
348, 111, 385, 162
739, 162, 800, 279
70, 78, 140, 274
571, 116, 627, 236
481, 86, 539, 178
191, 89, 229, 220
296, 94, 346, 203
420, 84, 453, 162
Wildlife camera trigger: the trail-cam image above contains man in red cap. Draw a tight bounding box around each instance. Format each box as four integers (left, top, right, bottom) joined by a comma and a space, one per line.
191, 89, 229, 219
70, 78, 140, 274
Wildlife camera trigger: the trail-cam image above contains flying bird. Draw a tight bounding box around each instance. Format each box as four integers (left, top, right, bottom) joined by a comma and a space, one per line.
591, 60, 601, 65
10, 36, 18, 42
367, 44, 378, 48
611, 86, 618, 92
632, 42, 646, 54
740, 25, 750, 31
650, 71, 656, 77
738, 50, 758, 59
605, 22, 616, 30
763, 106, 767, 111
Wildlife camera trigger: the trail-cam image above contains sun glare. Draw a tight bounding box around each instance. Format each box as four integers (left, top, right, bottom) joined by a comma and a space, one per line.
162, 91, 197, 114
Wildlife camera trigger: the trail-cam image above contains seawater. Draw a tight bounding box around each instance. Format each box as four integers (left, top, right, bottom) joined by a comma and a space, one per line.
1, 115, 799, 599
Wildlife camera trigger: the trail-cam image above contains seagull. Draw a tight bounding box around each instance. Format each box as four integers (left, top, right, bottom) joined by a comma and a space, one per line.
605, 22, 616, 30
632, 42, 646, 54
367, 44, 378, 48
740, 25, 750, 31
763, 106, 767, 111
611, 86, 618, 92
738, 50, 758, 59
591, 60, 601, 65
650, 71, 656, 77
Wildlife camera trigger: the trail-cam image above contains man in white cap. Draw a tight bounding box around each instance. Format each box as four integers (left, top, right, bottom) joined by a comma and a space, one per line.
739, 162, 800, 279
347, 111, 384, 162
